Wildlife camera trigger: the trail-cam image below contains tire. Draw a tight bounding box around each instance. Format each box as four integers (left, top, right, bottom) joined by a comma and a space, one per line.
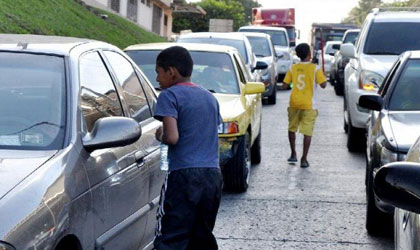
251, 128, 261, 164
223, 133, 251, 192
334, 77, 344, 96
343, 97, 348, 134
366, 162, 392, 235
267, 85, 277, 105
347, 121, 361, 152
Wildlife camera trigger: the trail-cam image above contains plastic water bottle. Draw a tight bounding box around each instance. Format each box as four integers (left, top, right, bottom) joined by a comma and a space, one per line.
160, 143, 169, 171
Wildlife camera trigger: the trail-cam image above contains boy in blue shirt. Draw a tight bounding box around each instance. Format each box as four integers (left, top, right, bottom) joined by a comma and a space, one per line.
153, 46, 223, 250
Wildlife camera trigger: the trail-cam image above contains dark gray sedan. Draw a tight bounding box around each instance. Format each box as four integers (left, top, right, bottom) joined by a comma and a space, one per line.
0, 34, 164, 250
359, 50, 420, 235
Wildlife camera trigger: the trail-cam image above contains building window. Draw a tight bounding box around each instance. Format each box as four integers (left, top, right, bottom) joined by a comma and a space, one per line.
146, 0, 151, 7
164, 14, 168, 26
141, 0, 145, 3
110, 0, 120, 13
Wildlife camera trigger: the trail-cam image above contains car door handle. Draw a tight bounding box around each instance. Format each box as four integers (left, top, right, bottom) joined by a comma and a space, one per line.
135, 151, 145, 168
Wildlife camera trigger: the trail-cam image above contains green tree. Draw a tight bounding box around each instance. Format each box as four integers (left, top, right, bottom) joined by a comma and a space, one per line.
236, 0, 261, 24
172, 0, 247, 32
342, 0, 382, 25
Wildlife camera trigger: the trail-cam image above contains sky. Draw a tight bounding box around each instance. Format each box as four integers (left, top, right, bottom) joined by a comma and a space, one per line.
187, 0, 398, 43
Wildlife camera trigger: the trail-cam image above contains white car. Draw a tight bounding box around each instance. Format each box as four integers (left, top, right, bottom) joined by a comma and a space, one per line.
177, 32, 260, 81
341, 8, 420, 151
238, 25, 293, 82
318, 41, 341, 78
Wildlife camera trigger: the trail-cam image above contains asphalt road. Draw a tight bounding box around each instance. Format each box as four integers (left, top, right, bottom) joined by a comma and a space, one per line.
214, 84, 394, 250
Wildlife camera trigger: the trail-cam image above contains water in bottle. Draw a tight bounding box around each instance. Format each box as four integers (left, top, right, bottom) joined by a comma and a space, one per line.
160, 143, 169, 171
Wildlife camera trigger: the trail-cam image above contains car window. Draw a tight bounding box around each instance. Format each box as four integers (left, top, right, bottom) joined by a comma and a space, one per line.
103, 51, 152, 123
379, 60, 401, 97
343, 32, 359, 45
247, 36, 272, 57
0, 52, 66, 150
79, 52, 123, 132
191, 52, 240, 94
240, 29, 288, 47
233, 54, 246, 83
364, 22, 420, 55
126, 50, 160, 88
178, 37, 249, 64
389, 60, 420, 111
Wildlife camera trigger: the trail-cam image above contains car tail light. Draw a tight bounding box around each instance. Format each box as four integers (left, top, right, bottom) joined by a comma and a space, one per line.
218, 122, 239, 134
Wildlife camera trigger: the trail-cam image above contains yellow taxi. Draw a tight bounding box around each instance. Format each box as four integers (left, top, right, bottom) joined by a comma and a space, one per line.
125, 43, 265, 192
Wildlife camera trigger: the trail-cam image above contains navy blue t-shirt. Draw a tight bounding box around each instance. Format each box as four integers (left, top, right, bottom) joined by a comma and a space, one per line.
154, 83, 222, 171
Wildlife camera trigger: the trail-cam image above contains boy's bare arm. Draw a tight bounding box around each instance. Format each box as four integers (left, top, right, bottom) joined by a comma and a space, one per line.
280, 82, 290, 89
155, 116, 179, 145
320, 81, 327, 89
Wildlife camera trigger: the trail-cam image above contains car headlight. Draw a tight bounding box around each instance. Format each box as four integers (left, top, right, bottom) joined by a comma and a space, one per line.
359, 70, 383, 91
0, 242, 15, 250
381, 146, 398, 165
218, 122, 239, 134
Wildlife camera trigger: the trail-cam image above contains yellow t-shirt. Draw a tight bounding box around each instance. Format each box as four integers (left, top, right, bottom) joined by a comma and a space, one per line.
283, 62, 326, 110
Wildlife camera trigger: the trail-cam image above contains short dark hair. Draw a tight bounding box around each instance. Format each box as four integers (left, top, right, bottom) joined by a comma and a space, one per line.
156, 46, 193, 77
295, 43, 310, 60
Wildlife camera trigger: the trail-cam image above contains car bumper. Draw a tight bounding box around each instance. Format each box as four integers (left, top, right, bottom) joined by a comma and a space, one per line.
219, 137, 238, 166
347, 87, 370, 128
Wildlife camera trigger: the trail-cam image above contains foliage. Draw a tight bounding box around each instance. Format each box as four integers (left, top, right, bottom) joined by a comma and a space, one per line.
0, 0, 165, 49
236, 0, 261, 24
173, 0, 248, 32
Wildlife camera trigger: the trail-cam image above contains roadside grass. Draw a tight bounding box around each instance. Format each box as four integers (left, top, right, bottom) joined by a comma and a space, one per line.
0, 0, 166, 49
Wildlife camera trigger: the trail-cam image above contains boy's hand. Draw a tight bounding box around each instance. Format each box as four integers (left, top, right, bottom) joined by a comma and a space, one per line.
155, 126, 163, 142
280, 82, 290, 89
320, 81, 327, 89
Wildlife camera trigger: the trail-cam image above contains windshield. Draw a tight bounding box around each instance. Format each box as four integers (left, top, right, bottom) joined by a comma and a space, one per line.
247, 36, 272, 57
0, 52, 66, 150
343, 31, 359, 44
365, 22, 420, 55
126, 50, 240, 94
240, 29, 288, 47
177, 37, 248, 64
389, 60, 420, 111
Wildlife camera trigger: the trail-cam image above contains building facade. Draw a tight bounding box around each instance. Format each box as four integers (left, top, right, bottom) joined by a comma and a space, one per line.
86, 0, 173, 38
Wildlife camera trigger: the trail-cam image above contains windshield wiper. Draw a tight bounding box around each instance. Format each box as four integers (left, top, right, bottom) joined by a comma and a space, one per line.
6, 121, 63, 136
367, 52, 399, 55
207, 89, 216, 93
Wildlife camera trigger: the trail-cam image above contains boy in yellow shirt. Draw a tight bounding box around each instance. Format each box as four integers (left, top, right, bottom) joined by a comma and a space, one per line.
282, 43, 327, 168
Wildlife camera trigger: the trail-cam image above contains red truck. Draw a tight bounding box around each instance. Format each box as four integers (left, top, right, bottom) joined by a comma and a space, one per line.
252, 8, 297, 46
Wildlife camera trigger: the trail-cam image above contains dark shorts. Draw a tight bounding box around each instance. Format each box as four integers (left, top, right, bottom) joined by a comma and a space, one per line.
154, 167, 223, 250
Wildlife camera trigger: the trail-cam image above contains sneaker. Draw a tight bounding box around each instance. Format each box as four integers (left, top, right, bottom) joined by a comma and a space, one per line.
287, 156, 298, 162
300, 161, 310, 168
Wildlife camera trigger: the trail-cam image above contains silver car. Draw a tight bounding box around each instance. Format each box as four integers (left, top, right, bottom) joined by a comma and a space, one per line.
0, 34, 164, 250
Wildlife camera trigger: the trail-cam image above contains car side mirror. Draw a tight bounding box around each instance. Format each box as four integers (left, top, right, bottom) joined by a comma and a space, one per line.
244, 82, 265, 95
374, 162, 420, 214
83, 117, 141, 151
328, 53, 335, 56
358, 94, 383, 111
332, 44, 341, 50
290, 41, 296, 47
340, 43, 356, 58
253, 61, 268, 72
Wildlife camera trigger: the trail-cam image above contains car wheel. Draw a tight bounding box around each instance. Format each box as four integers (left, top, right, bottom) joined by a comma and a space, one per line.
347, 117, 365, 152
343, 98, 348, 133
366, 162, 392, 235
334, 77, 344, 96
223, 132, 251, 192
267, 85, 277, 105
251, 127, 261, 164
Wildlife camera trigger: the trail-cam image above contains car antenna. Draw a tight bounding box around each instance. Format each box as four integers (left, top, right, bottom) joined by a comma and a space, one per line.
17, 42, 28, 49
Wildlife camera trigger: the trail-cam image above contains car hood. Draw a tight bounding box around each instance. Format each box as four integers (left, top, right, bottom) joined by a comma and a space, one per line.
387, 112, 420, 152
214, 94, 245, 120
0, 150, 56, 200
360, 54, 398, 78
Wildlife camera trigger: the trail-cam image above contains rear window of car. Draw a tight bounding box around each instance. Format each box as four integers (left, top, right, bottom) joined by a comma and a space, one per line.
343, 32, 359, 44
0, 52, 66, 150
247, 36, 272, 57
240, 29, 288, 47
389, 59, 420, 111
177, 37, 248, 64
126, 50, 239, 94
364, 22, 420, 55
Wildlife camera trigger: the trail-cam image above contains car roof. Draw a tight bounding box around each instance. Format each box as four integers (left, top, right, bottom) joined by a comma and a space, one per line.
241, 32, 270, 38
125, 42, 238, 54
325, 41, 341, 45
407, 50, 420, 59
239, 25, 287, 32
178, 32, 249, 41
373, 11, 420, 22
0, 34, 95, 55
